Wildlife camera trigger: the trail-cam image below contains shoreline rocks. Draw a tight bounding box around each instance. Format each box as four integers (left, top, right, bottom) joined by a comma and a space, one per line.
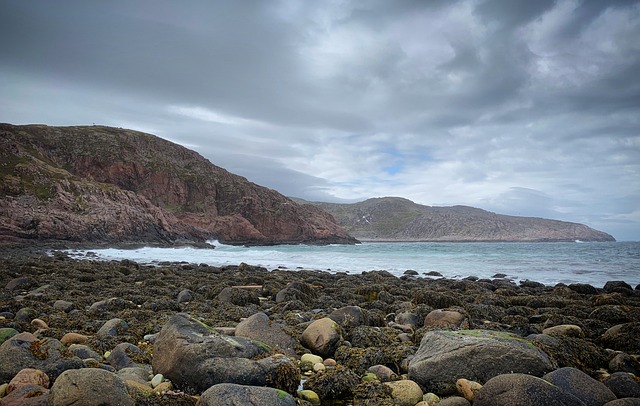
1, 253, 639, 405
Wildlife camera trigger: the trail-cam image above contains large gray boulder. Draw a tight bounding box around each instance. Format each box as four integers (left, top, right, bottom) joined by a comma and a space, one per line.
543, 367, 617, 406
196, 383, 296, 406
408, 330, 555, 395
48, 368, 134, 406
152, 313, 299, 394
301, 317, 342, 358
235, 312, 298, 358
0, 333, 84, 383
474, 373, 586, 406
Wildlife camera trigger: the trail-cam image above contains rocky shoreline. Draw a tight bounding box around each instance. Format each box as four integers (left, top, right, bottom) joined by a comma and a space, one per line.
1, 251, 639, 405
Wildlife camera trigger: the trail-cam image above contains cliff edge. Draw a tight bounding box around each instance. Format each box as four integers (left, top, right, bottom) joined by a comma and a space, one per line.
0, 124, 357, 246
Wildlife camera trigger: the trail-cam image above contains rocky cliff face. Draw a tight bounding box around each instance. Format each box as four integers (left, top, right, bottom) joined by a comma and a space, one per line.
301, 197, 615, 242
0, 124, 357, 246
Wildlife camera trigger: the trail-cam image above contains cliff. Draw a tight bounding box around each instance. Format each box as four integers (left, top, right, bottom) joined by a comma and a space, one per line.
0, 124, 357, 246
298, 197, 615, 242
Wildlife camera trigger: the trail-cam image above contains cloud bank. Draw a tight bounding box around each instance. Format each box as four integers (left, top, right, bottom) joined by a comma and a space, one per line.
1, 0, 639, 240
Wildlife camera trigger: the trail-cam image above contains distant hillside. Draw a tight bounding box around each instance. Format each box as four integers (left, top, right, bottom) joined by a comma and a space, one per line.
295, 197, 615, 242
0, 124, 357, 246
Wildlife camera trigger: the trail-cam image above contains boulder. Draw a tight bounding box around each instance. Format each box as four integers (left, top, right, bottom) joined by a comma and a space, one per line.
603, 281, 634, 295
328, 306, 366, 328
96, 318, 128, 336
600, 323, 640, 354
196, 383, 296, 406
455, 378, 482, 402
424, 309, 467, 329
384, 380, 423, 406
0, 333, 84, 383
176, 288, 193, 303
106, 342, 146, 370
609, 353, 640, 375
235, 312, 298, 358
6, 368, 49, 393
368, 365, 397, 382
216, 287, 260, 306
301, 317, 342, 358
408, 330, 554, 395
604, 399, 640, 406
529, 334, 608, 373
543, 367, 617, 406
152, 313, 299, 394
0, 384, 49, 406
474, 373, 586, 406
48, 368, 134, 406
542, 325, 585, 338
439, 397, 471, 406
602, 372, 640, 399
52, 300, 74, 313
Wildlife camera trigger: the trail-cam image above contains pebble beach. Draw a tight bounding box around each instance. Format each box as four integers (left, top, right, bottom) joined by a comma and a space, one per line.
1, 249, 639, 405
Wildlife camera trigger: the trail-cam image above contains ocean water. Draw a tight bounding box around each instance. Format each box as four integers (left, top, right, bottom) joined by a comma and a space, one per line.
67, 241, 640, 288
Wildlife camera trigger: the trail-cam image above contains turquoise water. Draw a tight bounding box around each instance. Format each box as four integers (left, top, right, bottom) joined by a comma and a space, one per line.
70, 241, 640, 288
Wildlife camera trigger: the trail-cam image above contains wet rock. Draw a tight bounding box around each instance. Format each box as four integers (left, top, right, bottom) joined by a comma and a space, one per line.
604, 281, 634, 295
96, 318, 128, 336
424, 309, 467, 329
568, 283, 598, 295
474, 373, 586, 406
235, 312, 297, 358
0, 384, 49, 406
301, 353, 323, 365
15, 307, 36, 321
48, 368, 134, 406
0, 328, 18, 345
196, 383, 296, 406
604, 399, 640, 406
6, 368, 50, 393
600, 323, 640, 353
384, 379, 423, 406
106, 342, 146, 370
301, 317, 342, 358
52, 300, 74, 313
455, 378, 482, 402
152, 313, 299, 394
409, 330, 554, 395
0, 333, 84, 383
117, 367, 150, 386
329, 305, 366, 328
609, 353, 640, 375
216, 287, 260, 306
67, 344, 101, 361
543, 367, 616, 406
176, 288, 193, 303
298, 390, 321, 405
542, 324, 585, 338
602, 372, 640, 399
59, 333, 88, 346
5, 276, 36, 291
439, 396, 472, 406
367, 365, 398, 382
530, 334, 608, 373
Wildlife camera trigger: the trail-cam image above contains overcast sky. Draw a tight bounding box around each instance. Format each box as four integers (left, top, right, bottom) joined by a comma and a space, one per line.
1, 1, 639, 240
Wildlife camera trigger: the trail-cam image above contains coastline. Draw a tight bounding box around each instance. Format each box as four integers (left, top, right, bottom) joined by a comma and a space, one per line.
1, 253, 639, 404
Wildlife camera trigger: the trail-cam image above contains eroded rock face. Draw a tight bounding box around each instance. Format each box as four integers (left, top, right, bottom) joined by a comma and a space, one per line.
0, 124, 357, 246
408, 330, 555, 395
152, 313, 299, 394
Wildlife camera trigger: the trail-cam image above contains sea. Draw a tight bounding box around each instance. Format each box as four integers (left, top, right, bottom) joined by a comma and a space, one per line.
66, 241, 640, 288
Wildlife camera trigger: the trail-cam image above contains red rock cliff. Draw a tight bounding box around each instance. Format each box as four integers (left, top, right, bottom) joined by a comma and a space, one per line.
0, 123, 358, 246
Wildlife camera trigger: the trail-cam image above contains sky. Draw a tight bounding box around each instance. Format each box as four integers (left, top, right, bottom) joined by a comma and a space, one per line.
1, 1, 639, 241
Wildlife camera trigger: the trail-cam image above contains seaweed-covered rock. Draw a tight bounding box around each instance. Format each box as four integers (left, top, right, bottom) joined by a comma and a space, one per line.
600, 323, 640, 353
216, 287, 260, 306
529, 334, 608, 374
0, 333, 84, 383
152, 313, 299, 394
384, 379, 423, 406
409, 330, 554, 395
303, 365, 359, 400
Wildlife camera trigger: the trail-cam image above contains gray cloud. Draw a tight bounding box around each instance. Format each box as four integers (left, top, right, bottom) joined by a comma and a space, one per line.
1, 0, 639, 240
